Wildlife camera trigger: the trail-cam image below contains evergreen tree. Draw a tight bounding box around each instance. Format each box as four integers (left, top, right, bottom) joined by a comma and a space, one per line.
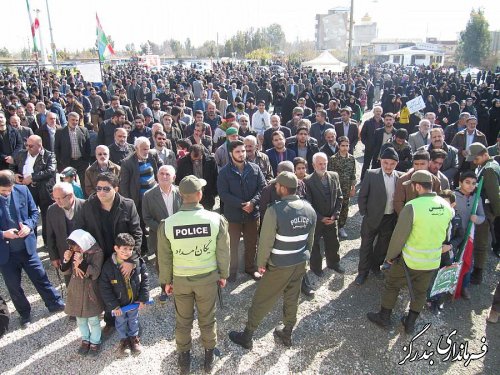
457, 8, 491, 66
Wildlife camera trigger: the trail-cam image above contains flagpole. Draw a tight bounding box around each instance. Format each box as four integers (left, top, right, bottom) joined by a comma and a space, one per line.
26, 0, 44, 101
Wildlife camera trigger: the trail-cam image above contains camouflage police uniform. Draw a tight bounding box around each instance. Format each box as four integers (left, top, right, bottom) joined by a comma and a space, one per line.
328, 152, 356, 228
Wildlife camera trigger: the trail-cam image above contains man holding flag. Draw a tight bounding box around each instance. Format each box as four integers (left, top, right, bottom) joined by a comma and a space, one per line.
467, 143, 500, 285
367, 171, 454, 334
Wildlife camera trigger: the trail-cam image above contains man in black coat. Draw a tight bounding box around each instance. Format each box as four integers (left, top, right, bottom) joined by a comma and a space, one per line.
175, 144, 218, 210
98, 109, 126, 147
360, 106, 384, 179
75, 172, 142, 335
13, 135, 56, 244
334, 108, 359, 154
0, 111, 23, 170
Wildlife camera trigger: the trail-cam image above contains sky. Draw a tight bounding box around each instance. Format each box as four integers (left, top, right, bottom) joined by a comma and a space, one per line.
3, 0, 500, 54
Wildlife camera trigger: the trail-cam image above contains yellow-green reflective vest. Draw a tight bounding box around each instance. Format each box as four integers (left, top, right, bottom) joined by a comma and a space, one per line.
402, 195, 453, 271
164, 209, 220, 277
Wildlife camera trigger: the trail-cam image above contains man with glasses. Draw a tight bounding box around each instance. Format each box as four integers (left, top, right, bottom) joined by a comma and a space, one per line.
13, 135, 56, 245
84, 145, 121, 197
76, 172, 142, 336
46, 182, 85, 285
285, 107, 304, 135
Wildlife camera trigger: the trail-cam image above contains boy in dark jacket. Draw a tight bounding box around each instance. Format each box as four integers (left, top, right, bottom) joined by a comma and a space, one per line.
99, 233, 149, 356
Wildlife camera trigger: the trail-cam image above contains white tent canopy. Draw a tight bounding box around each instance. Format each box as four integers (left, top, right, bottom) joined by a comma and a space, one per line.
302, 51, 347, 73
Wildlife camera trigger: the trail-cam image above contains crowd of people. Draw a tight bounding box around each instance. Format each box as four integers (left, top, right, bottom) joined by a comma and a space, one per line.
0, 60, 499, 373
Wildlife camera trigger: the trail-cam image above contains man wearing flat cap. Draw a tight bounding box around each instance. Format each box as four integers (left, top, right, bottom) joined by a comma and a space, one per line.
157, 175, 230, 374
467, 143, 500, 282
229, 171, 316, 350
367, 170, 453, 335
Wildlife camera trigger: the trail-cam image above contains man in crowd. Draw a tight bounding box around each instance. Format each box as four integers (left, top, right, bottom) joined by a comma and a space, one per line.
0, 170, 64, 328
84, 145, 121, 196
372, 113, 396, 169
356, 148, 402, 285
98, 109, 126, 147
304, 152, 344, 276
334, 108, 359, 154
409, 119, 431, 153
360, 106, 384, 179
310, 109, 333, 148
244, 135, 274, 182
263, 115, 291, 151
419, 128, 459, 184
0, 111, 23, 170
218, 140, 266, 282
108, 128, 135, 166
266, 131, 297, 176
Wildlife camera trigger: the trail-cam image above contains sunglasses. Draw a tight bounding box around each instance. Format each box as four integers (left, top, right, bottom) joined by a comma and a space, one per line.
96, 186, 112, 192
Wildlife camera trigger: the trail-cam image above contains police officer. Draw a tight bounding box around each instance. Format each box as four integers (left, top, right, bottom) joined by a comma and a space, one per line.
157, 175, 230, 375
367, 171, 453, 334
467, 143, 500, 283
229, 171, 317, 349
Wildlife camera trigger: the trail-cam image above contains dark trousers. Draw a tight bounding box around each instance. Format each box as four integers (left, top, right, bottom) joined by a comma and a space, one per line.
358, 214, 397, 275
27, 185, 52, 244
493, 281, 500, 313
361, 152, 373, 181
311, 220, 340, 272
228, 220, 259, 275
0, 248, 63, 318
69, 158, 90, 189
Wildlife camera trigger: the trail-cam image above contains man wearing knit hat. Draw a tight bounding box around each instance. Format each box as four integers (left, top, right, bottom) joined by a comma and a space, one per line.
367, 170, 453, 334
356, 147, 402, 285
229, 171, 316, 349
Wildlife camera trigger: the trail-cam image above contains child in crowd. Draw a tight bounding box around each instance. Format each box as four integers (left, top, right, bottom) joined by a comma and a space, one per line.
60, 167, 85, 199
453, 171, 485, 299
99, 233, 149, 356
61, 229, 104, 356
427, 190, 464, 314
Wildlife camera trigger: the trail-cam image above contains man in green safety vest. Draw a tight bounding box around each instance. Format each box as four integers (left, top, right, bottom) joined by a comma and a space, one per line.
157, 175, 230, 374
367, 170, 453, 334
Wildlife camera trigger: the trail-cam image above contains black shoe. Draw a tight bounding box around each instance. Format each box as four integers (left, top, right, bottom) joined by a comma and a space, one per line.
301, 283, 315, 297
48, 304, 65, 313
355, 273, 368, 286
273, 324, 293, 347
401, 310, 419, 334
229, 328, 253, 349
328, 263, 345, 274
178, 350, 191, 375
312, 269, 324, 277
371, 268, 384, 280
227, 274, 237, 283
88, 343, 101, 357
367, 307, 392, 328
470, 267, 483, 285
427, 301, 440, 315
204, 348, 215, 373
20, 315, 31, 329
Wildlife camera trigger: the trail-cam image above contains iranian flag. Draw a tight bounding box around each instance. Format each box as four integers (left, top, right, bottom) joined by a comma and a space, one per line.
26, 0, 39, 52
454, 178, 483, 299
96, 13, 115, 61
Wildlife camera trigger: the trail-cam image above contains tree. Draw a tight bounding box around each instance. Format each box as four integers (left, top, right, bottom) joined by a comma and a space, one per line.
185, 38, 192, 56
0, 47, 11, 58
125, 43, 136, 53
170, 39, 182, 58
456, 8, 491, 67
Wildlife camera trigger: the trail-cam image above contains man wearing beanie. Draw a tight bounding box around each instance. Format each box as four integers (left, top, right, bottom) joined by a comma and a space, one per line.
229, 171, 316, 349
367, 170, 453, 335
356, 147, 402, 285
214, 127, 240, 171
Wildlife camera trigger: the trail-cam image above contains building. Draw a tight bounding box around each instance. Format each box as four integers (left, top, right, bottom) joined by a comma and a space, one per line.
379, 45, 445, 66
315, 8, 349, 50
353, 14, 377, 45
370, 38, 422, 55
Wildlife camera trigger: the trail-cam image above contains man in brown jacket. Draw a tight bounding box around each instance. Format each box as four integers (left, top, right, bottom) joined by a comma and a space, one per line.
84, 145, 121, 197
393, 150, 442, 215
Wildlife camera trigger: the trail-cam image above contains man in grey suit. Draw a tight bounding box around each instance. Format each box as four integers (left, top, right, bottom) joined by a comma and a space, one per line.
356, 148, 402, 285
304, 152, 344, 276
142, 165, 181, 302
46, 182, 85, 285
408, 119, 431, 153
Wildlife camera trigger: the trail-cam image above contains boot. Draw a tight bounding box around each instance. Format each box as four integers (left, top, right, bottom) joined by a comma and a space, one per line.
273, 324, 293, 347
401, 310, 420, 334
229, 328, 253, 349
367, 307, 392, 328
470, 267, 483, 285
116, 338, 131, 356
178, 350, 190, 375
204, 348, 215, 373
129, 336, 143, 354
301, 275, 315, 297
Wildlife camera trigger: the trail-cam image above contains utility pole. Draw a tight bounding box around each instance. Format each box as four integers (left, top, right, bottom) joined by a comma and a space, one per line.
34, 8, 48, 65
45, 0, 57, 68
347, 0, 354, 77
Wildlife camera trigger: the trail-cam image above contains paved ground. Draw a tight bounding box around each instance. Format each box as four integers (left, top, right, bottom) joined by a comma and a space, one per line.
0, 111, 498, 374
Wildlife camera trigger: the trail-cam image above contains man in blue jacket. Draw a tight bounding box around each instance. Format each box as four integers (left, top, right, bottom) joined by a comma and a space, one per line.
218, 140, 266, 282
0, 170, 64, 328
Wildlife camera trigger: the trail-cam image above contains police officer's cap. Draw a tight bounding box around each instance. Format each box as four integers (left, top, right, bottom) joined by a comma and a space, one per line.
276, 171, 298, 189
466, 142, 488, 162
403, 170, 433, 185
179, 175, 207, 194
